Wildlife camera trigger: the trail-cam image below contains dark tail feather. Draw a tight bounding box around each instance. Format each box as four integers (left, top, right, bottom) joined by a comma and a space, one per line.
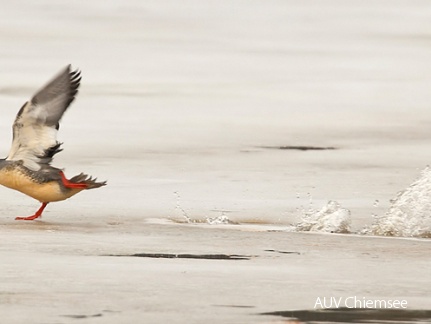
69, 173, 107, 189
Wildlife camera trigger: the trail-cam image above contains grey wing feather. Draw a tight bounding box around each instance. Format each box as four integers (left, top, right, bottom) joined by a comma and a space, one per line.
6, 65, 81, 171
31, 65, 81, 127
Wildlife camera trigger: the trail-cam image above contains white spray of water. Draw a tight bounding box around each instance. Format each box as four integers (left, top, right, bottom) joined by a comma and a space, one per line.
174, 191, 234, 224
370, 167, 431, 238
292, 200, 351, 234
206, 214, 233, 225
174, 191, 194, 223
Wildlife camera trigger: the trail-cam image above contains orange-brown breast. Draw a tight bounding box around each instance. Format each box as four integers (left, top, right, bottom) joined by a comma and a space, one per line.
0, 168, 83, 202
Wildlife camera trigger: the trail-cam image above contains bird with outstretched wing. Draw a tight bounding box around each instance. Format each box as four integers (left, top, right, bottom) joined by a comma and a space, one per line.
0, 65, 106, 220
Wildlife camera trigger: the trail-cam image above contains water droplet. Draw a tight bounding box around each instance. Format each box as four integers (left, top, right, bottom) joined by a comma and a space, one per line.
174, 191, 192, 223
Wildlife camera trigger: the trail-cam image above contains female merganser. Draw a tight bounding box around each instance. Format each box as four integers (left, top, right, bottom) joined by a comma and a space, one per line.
0, 65, 106, 220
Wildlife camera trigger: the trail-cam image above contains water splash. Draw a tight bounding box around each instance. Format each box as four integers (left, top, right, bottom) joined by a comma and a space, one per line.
173, 191, 193, 223
173, 193, 234, 225
292, 200, 351, 233
369, 167, 431, 238
206, 214, 234, 225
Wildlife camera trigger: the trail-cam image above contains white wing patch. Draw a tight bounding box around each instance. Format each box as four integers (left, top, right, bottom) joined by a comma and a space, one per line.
5, 65, 81, 171
7, 103, 58, 171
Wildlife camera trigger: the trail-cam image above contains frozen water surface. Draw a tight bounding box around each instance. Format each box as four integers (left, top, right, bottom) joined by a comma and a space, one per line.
1, 0, 431, 323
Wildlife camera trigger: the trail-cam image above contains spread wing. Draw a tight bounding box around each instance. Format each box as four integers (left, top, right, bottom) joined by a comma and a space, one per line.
6, 65, 81, 171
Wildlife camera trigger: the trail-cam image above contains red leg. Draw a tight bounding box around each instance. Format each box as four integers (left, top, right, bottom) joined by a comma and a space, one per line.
15, 203, 48, 221
59, 171, 88, 189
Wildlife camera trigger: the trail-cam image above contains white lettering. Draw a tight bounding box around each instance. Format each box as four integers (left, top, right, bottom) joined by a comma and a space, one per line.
374, 300, 387, 308
345, 297, 354, 308
365, 299, 374, 308
354, 296, 362, 308
322, 297, 332, 308
314, 297, 323, 309
316, 297, 408, 309
332, 297, 343, 308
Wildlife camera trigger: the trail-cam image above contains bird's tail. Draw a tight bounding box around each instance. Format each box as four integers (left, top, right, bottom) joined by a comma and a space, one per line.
68, 173, 107, 189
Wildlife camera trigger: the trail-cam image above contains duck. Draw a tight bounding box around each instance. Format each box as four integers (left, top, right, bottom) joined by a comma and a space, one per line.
0, 65, 106, 220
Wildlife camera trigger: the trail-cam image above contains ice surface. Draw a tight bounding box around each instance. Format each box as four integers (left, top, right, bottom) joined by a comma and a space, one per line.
1, 0, 431, 323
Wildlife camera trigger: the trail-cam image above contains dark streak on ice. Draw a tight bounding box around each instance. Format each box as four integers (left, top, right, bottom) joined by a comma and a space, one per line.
260, 308, 431, 323
62, 313, 103, 319
106, 253, 251, 260
260, 145, 337, 151
265, 249, 301, 255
